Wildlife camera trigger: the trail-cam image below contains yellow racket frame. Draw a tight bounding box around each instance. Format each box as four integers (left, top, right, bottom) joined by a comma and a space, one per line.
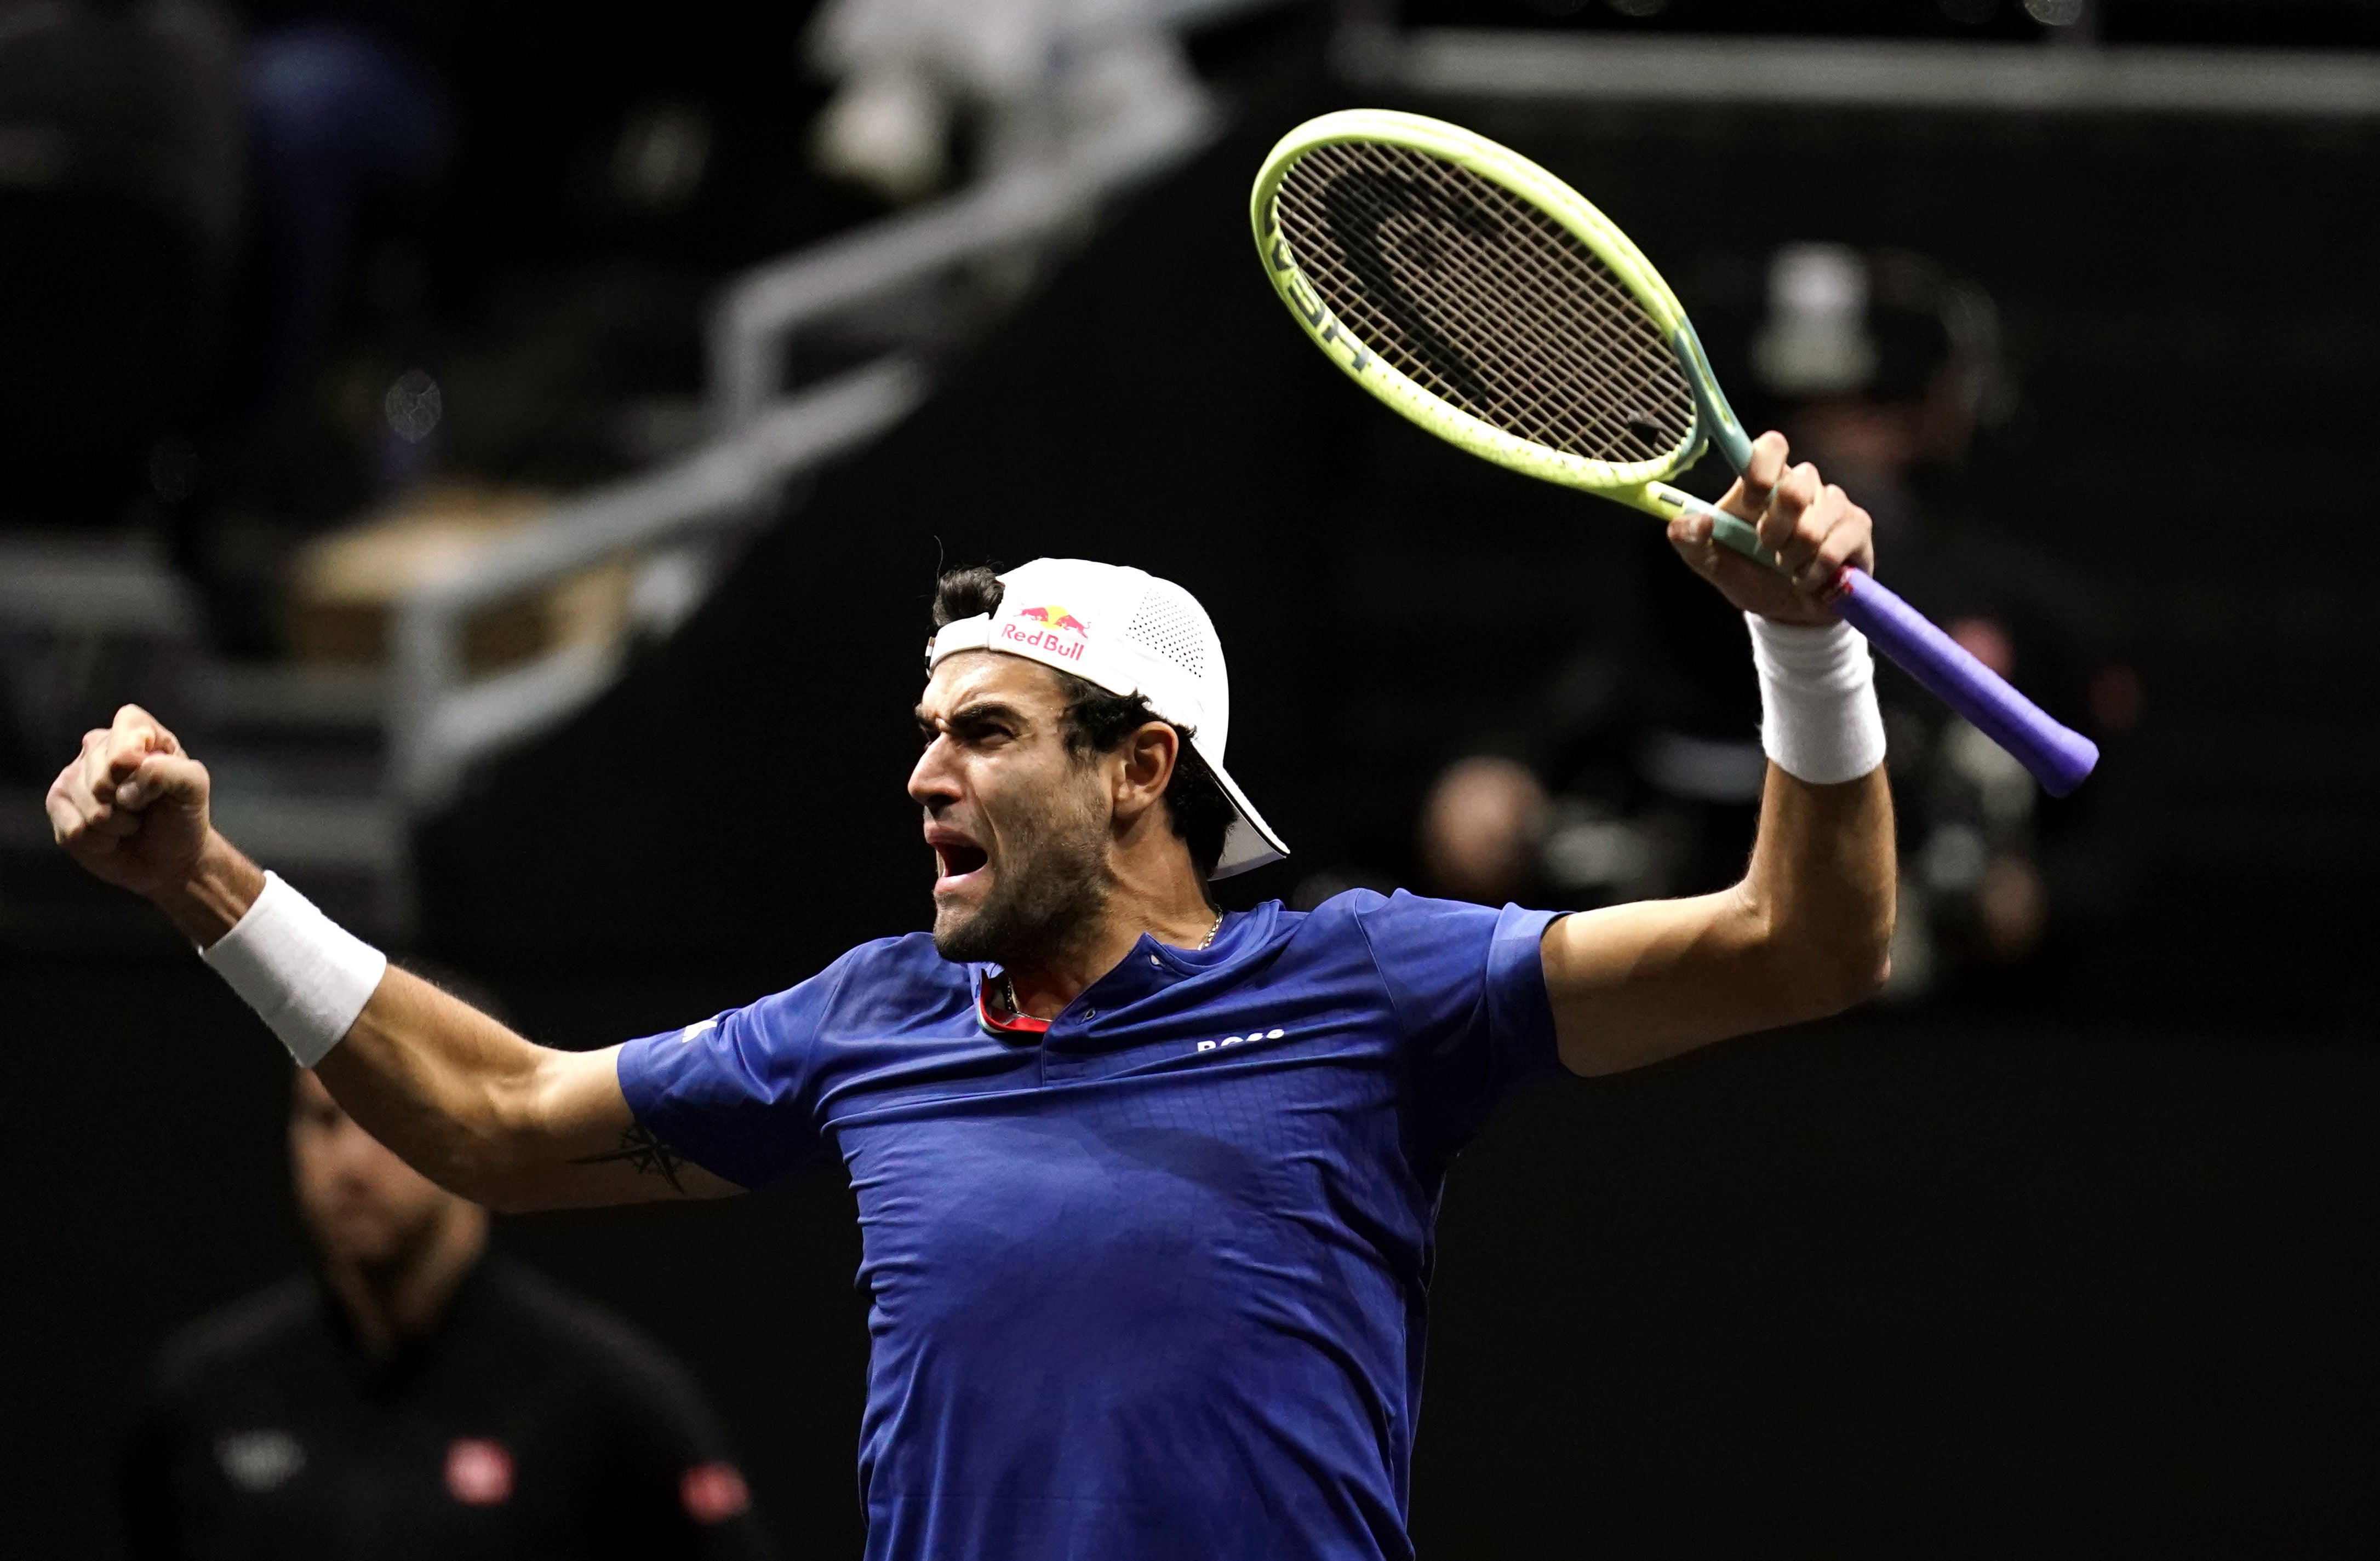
1252, 110, 2106, 799
1250, 108, 1755, 529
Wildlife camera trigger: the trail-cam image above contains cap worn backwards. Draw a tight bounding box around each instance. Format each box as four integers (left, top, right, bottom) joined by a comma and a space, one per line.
925, 558, 1288, 879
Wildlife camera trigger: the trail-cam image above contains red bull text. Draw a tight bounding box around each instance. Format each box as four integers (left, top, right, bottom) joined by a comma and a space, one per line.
1004, 606, 1088, 661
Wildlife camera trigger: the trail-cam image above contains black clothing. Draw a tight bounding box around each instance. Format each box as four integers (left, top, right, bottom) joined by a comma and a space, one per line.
120, 1254, 778, 1560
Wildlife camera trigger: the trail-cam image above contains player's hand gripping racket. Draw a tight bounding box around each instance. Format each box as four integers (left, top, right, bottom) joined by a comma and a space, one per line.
1251, 110, 2097, 796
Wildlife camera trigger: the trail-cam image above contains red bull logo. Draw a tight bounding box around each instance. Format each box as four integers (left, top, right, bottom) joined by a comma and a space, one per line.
1002, 604, 1089, 661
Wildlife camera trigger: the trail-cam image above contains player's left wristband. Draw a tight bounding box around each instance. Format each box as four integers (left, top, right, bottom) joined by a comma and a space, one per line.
1746, 612, 1887, 786
199, 870, 387, 1068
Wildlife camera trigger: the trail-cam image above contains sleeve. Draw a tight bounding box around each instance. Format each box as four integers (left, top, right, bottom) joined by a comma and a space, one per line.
614, 953, 862, 1191
1351, 890, 1567, 1160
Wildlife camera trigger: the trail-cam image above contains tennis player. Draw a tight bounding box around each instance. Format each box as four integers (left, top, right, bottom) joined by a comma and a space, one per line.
51, 433, 1891, 1561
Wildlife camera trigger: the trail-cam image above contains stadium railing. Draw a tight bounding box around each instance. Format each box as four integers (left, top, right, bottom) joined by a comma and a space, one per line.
386, 44, 1235, 821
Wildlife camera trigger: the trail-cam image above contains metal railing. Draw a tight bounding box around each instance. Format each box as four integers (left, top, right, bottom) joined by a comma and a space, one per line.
388, 105, 1223, 813
1351, 27, 2380, 118
390, 358, 929, 805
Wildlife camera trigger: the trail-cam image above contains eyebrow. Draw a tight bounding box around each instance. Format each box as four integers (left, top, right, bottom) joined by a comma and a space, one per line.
916, 699, 1031, 733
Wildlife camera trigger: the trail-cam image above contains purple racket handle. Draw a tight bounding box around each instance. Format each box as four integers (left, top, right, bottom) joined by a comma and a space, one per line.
1830, 567, 2098, 796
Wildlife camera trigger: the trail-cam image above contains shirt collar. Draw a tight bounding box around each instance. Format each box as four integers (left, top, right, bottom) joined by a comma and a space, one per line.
970, 904, 1284, 1037
974, 974, 1050, 1037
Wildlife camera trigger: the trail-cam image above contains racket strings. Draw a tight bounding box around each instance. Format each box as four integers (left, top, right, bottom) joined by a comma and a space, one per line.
1273, 140, 1692, 466
1300, 147, 1685, 457
1330, 147, 1691, 456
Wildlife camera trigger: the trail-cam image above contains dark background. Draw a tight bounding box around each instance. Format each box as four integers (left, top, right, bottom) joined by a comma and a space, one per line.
13, 5, 2380, 1556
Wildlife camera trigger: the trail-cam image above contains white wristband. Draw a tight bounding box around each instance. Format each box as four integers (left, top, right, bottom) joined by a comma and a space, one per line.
199, 871, 388, 1068
1745, 613, 1887, 785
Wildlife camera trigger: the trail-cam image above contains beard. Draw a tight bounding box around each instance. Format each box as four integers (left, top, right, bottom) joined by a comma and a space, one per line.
931, 792, 1112, 966
306, 1191, 448, 1280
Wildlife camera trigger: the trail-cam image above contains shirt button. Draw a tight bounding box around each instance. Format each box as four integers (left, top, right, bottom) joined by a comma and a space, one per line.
1083, 1008, 1097, 1019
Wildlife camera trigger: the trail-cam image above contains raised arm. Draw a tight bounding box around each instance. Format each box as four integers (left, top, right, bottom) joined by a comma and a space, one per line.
46, 708, 739, 1210
1543, 433, 1897, 1076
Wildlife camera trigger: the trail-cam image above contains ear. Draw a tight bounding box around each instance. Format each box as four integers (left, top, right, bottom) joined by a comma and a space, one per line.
1111, 722, 1179, 825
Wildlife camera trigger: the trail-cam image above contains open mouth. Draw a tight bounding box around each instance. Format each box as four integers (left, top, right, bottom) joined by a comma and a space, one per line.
930, 836, 989, 893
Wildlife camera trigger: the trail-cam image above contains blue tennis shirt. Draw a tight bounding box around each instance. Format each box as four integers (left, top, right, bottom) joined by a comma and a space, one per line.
617, 890, 1567, 1561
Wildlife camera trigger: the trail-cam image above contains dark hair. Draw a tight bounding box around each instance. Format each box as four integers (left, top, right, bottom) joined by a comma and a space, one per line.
931, 565, 1235, 880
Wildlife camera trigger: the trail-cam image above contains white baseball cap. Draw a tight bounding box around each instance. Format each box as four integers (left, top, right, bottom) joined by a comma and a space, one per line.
924, 558, 1289, 879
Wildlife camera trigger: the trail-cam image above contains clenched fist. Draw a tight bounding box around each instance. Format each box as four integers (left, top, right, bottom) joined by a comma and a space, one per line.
1665, 430, 1876, 627
47, 704, 217, 900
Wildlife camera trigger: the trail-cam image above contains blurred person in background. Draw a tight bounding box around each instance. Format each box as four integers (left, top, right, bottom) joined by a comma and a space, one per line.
160, 0, 468, 654
119, 1006, 777, 1559
1744, 243, 2141, 994
1417, 243, 2138, 1000
232, 0, 462, 475
806, 0, 1205, 203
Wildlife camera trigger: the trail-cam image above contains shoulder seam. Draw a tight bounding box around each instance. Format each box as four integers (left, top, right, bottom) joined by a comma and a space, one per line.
802, 947, 865, 1139
1347, 900, 1417, 1046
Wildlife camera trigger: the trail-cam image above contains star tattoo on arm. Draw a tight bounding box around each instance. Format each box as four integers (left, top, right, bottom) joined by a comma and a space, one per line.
570, 1124, 688, 1194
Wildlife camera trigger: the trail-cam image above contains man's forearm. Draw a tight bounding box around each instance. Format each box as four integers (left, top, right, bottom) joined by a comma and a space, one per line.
1739, 760, 1896, 1018
150, 831, 267, 948
316, 968, 626, 1210
58, 713, 707, 1209
158, 833, 654, 1209
1545, 762, 1892, 1075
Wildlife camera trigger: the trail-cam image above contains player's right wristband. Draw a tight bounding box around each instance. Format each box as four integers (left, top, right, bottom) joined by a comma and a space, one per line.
1745, 612, 1887, 786
199, 871, 388, 1068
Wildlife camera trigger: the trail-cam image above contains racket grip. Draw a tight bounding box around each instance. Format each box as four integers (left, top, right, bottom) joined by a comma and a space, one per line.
1830, 567, 2099, 797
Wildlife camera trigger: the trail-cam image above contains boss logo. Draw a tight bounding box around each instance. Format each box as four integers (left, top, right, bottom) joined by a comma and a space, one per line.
1197, 1027, 1286, 1053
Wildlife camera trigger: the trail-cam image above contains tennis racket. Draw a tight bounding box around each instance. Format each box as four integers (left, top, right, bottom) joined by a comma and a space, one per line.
1250, 110, 2097, 796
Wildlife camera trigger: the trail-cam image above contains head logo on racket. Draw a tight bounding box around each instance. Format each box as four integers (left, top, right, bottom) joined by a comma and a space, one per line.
1250, 110, 2097, 797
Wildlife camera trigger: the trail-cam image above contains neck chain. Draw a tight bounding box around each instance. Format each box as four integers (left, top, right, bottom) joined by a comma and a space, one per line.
1000, 911, 1222, 1018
